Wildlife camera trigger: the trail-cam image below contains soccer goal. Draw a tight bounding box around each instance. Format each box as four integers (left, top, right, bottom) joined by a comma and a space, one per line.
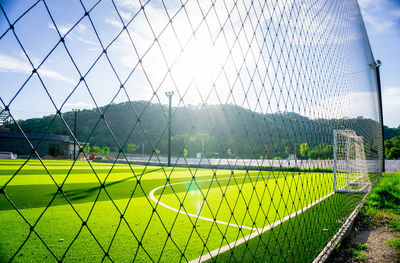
333, 130, 371, 194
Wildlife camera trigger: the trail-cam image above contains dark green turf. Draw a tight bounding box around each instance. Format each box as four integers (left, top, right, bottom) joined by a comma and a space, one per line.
206, 193, 364, 262
0, 159, 364, 262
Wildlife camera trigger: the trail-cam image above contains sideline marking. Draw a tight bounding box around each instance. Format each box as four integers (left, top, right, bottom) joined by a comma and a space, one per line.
149, 175, 337, 262
190, 177, 357, 262
190, 192, 334, 262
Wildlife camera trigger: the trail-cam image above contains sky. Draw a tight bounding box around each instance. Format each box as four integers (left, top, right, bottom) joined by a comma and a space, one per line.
0, 0, 399, 127
359, 0, 400, 128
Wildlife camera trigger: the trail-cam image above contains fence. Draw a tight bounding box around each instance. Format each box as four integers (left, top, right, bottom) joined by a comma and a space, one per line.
0, 0, 383, 262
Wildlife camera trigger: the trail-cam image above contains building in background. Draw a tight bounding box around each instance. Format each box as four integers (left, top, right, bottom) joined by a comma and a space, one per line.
0, 128, 80, 159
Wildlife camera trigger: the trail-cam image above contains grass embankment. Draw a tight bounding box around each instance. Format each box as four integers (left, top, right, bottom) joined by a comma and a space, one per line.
362, 172, 400, 253
328, 172, 400, 262
0, 159, 356, 262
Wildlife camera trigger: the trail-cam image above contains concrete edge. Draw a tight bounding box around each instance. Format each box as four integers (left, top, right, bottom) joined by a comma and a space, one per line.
312, 190, 370, 263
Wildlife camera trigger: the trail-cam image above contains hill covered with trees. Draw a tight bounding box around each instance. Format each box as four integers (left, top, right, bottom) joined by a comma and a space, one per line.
8, 101, 387, 160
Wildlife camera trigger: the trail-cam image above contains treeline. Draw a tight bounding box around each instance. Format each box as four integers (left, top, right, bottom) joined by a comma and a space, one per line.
9, 101, 385, 160
384, 126, 400, 140
385, 135, 400, 160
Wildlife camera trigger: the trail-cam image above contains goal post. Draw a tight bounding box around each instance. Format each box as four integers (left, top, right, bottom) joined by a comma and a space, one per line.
333, 130, 371, 194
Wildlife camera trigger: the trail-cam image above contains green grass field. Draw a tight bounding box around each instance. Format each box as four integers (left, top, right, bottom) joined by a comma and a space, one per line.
0, 159, 363, 262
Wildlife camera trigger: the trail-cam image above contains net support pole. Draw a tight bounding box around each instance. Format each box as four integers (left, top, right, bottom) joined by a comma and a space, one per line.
375, 60, 385, 173
165, 91, 174, 167
333, 130, 337, 192
346, 137, 350, 186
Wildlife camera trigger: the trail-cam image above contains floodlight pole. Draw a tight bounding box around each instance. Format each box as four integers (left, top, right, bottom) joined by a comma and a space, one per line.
73, 109, 77, 160
375, 60, 385, 173
165, 91, 174, 167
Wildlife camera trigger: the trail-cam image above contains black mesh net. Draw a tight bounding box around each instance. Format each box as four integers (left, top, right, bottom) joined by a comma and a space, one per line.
0, 0, 383, 262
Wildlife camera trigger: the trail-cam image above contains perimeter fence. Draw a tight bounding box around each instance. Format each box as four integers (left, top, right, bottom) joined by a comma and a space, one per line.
0, 0, 383, 262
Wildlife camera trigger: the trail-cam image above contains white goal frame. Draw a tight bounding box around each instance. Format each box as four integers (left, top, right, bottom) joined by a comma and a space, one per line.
333, 130, 370, 194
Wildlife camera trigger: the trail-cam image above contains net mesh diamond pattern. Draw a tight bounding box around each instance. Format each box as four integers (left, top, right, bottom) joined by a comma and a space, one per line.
0, 0, 383, 262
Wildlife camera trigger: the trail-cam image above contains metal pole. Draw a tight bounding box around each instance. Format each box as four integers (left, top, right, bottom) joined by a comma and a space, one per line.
73, 109, 77, 160
375, 60, 385, 173
165, 91, 174, 167
346, 137, 350, 186
333, 130, 337, 192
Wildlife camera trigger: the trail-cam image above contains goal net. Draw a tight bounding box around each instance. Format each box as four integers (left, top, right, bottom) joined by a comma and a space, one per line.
333, 130, 371, 193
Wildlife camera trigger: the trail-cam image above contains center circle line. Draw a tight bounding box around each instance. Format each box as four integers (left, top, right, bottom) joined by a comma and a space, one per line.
149, 176, 269, 231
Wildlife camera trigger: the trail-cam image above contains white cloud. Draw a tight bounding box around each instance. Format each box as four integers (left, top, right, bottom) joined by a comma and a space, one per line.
77, 24, 87, 34
75, 37, 97, 46
48, 24, 72, 35
115, 0, 141, 11
0, 53, 31, 73
359, 0, 398, 35
303, 88, 400, 128
64, 101, 94, 109
40, 70, 75, 85
382, 87, 400, 127
104, 18, 123, 28
0, 53, 75, 85
48, 23, 86, 35
362, 13, 394, 33
392, 9, 400, 17
304, 91, 380, 121
119, 10, 131, 21
48, 23, 93, 46
358, 0, 374, 8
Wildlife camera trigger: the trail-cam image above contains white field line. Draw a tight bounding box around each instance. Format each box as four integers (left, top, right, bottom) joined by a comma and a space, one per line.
149, 175, 335, 262
189, 191, 334, 263
149, 176, 263, 231
189, 176, 363, 262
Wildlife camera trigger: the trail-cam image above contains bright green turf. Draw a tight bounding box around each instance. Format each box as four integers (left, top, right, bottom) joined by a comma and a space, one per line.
0, 159, 353, 262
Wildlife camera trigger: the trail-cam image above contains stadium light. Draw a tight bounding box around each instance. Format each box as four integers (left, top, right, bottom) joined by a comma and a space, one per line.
165, 91, 174, 166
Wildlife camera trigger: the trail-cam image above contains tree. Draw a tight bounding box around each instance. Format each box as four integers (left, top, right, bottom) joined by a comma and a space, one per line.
265, 147, 273, 159
82, 144, 90, 153
8, 100, 392, 160
387, 147, 400, 159
102, 146, 110, 156
385, 135, 400, 160
126, 144, 140, 153
299, 143, 309, 158
91, 145, 102, 154
308, 143, 333, 160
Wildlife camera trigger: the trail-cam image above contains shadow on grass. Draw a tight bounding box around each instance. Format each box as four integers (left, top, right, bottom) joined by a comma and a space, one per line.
61, 168, 163, 202
1, 169, 261, 210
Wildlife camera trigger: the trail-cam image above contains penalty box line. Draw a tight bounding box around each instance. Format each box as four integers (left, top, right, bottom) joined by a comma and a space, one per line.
148, 175, 335, 262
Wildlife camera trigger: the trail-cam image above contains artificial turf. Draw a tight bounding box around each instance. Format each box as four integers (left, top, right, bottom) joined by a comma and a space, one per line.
0, 159, 360, 262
